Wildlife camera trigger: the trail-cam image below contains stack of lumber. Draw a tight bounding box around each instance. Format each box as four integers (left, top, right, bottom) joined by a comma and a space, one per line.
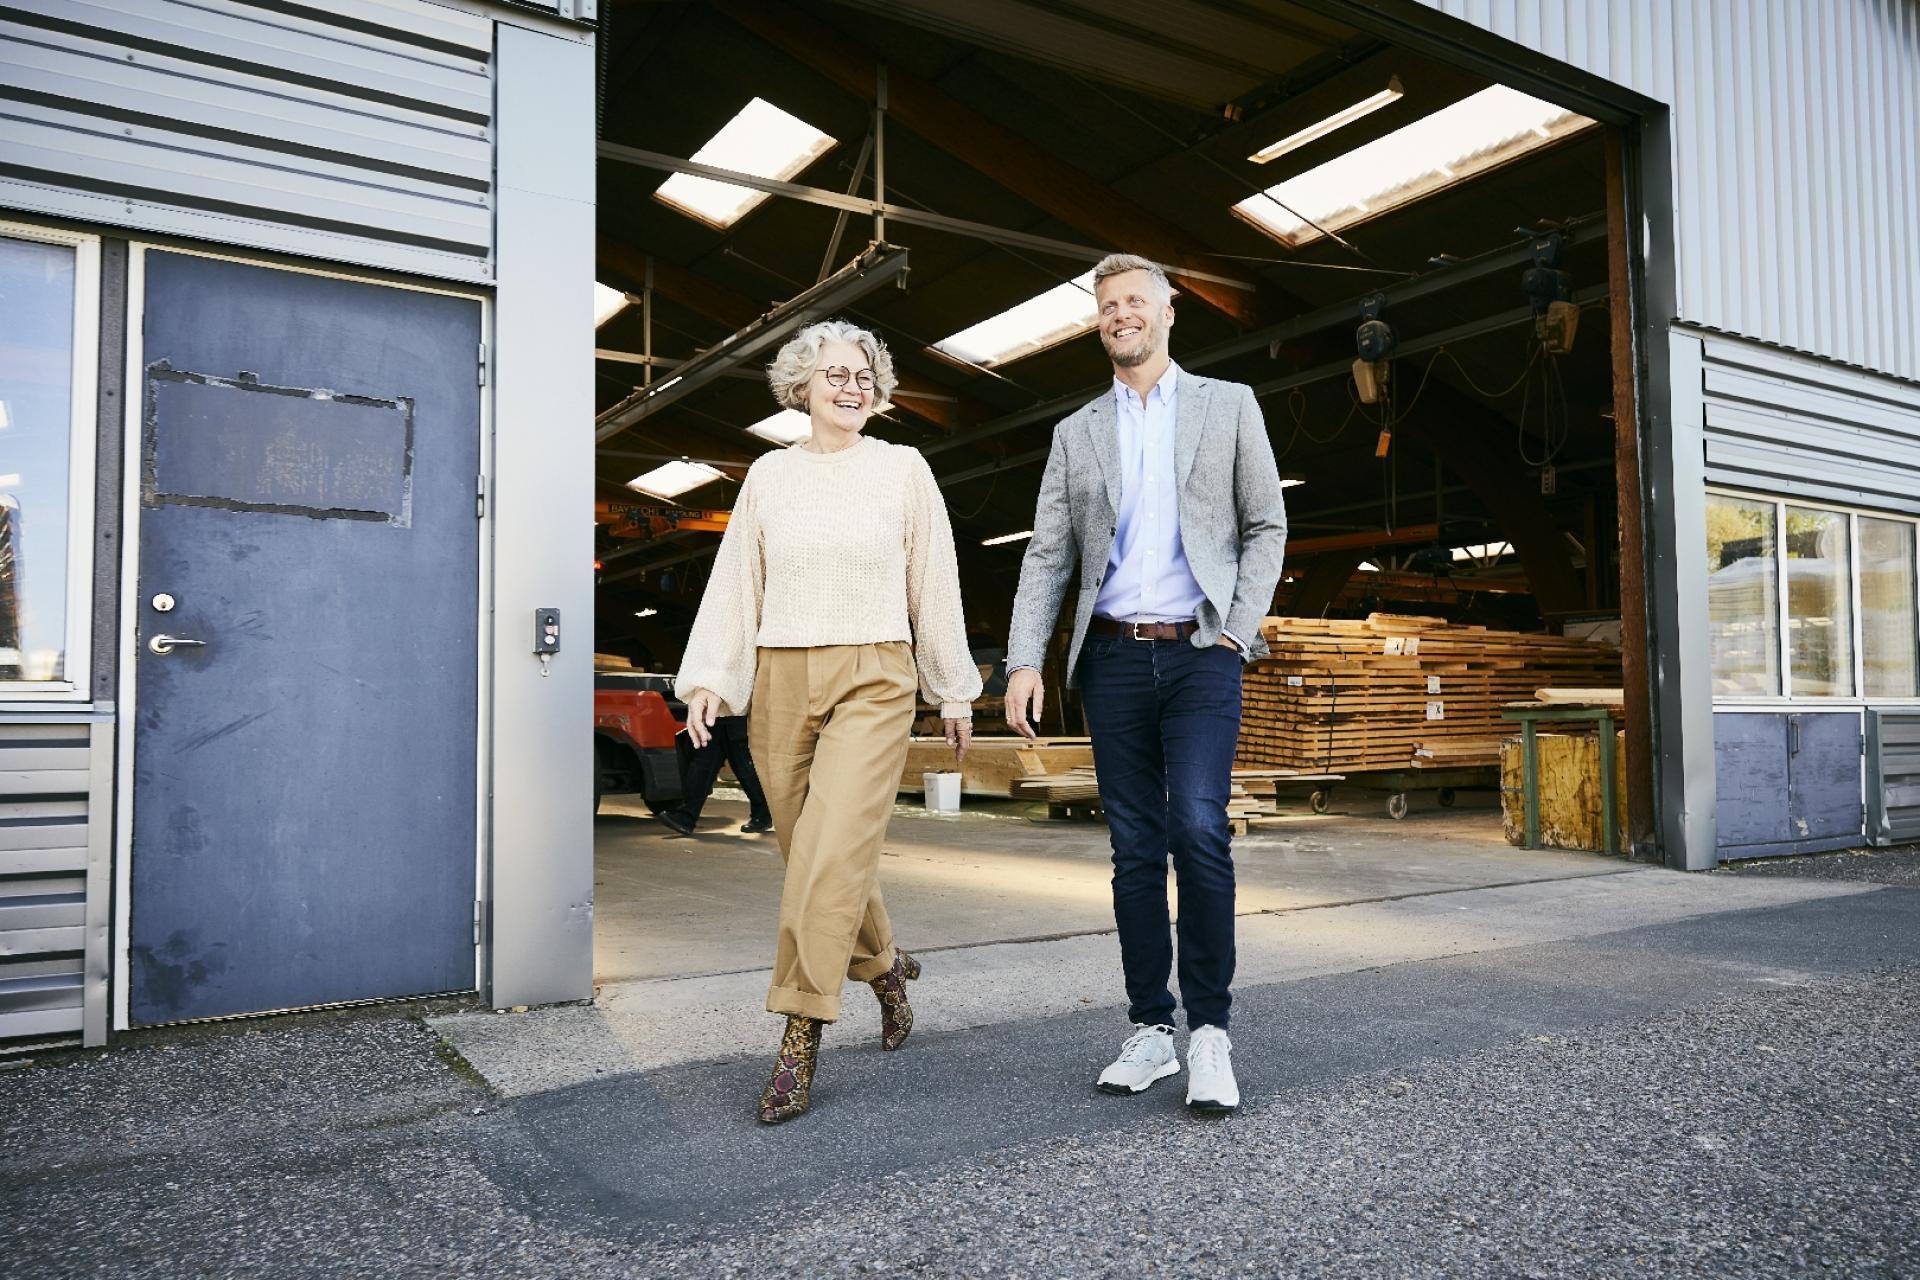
1236, 614, 1621, 774
1009, 767, 1101, 804
1227, 778, 1280, 833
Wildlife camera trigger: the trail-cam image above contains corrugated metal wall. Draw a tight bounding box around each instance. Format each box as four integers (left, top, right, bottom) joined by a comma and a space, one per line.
0, 0, 494, 282
1699, 332, 1920, 514
0, 715, 113, 1047
1410, 0, 1920, 384
1866, 709, 1920, 844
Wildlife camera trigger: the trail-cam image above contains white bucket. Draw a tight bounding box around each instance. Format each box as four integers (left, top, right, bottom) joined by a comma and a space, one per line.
923, 771, 962, 813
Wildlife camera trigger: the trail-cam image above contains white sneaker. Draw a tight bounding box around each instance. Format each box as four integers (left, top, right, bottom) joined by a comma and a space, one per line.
1095, 1024, 1180, 1095
1185, 1025, 1239, 1113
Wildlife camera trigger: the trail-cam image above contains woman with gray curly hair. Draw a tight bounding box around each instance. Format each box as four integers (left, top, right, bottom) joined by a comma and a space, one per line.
675, 318, 981, 1124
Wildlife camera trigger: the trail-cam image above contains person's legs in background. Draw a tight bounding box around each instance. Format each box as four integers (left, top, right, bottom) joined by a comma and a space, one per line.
721, 716, 775, 833
658, 728, 725, 836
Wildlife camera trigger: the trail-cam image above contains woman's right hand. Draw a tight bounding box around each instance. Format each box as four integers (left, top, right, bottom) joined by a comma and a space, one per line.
684, 689, 724, 748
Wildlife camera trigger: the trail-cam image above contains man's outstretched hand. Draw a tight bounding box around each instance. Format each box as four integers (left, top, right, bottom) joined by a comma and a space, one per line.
1003, 668, 1044, 741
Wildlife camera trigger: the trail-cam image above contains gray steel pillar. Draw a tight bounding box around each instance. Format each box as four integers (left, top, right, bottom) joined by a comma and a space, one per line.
488, 22, 597, 1005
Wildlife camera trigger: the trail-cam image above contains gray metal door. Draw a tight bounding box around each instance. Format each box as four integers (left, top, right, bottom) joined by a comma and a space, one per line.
1713, 714, 1791, 847
129, 251, 480, 1024
1787, 713, 1863, 843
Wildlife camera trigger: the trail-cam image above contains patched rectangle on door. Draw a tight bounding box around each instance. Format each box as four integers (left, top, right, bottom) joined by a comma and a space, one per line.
144, 361, 413, 525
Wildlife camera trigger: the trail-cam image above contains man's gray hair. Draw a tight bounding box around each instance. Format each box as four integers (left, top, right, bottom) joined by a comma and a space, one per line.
1092, 253, 1172, 306
765, 318, 897, 415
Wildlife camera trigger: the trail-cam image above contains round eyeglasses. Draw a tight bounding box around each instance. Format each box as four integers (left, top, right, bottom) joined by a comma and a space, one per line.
818, 365, 876, 392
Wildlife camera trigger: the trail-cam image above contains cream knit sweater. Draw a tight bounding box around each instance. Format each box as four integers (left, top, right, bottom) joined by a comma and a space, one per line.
674, 435, 983, 720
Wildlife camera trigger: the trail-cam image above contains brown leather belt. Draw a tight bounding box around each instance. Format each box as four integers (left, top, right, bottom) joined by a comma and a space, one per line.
1087, 616, 1199, 642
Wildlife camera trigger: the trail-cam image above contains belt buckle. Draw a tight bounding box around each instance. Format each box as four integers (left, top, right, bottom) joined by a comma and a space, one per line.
1131, 621, 1150, 641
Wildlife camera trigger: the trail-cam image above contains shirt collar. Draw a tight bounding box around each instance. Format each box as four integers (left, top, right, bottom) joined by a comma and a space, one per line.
1113, 360, 1181, 411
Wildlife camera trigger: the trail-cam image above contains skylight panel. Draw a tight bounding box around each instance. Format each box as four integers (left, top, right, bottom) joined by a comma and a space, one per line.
933, 272, 1098, 368
594, 282, 629, 328
656, 97, 837, 229
1247, 77, 1403, 165
746, 409, 810, 447
1233, 85, 1597, 247
626, 460, 726, 501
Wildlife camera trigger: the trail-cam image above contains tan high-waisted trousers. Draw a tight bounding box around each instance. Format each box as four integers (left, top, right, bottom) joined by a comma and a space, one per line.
749, 642, 917, 1022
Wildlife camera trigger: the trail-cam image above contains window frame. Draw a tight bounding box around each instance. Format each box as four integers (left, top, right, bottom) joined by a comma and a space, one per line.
0, 221, 100, 703
1707, 485, 1920, 710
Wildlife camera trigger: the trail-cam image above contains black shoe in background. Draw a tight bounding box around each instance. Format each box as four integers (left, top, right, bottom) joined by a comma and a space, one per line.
740, 817, 774, 835
657, 808, 696, 836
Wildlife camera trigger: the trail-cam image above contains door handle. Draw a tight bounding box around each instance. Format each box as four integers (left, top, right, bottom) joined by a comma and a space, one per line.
1789, 719, 1801, 755
148, 634, 208, 656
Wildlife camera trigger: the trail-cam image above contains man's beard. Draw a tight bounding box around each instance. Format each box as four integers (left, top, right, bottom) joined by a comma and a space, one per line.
1102, 317, 1161, 367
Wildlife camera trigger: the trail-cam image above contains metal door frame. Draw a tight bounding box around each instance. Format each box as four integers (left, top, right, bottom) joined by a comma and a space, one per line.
113, 242, 494, 1031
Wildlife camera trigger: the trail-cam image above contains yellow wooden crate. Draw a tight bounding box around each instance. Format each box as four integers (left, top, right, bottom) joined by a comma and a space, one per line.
1499, 730, 1627, 852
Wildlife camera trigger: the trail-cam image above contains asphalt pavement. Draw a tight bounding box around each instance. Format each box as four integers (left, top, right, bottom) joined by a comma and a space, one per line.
3, 876, 1916, 1278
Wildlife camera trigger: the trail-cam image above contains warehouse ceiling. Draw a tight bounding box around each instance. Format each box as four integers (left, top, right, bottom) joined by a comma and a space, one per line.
594, 0, 1620, 660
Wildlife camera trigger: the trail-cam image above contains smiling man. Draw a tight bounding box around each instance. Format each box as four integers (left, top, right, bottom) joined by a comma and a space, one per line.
1005, 254, 1287, 1113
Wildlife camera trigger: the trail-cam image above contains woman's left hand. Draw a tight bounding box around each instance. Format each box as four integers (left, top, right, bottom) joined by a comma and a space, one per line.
944, 716, 972, 764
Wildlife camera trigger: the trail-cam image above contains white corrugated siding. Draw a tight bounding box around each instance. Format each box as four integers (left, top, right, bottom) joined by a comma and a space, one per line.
1411, 0, 1920, 383
0, 0, 494, 282
1699, 330, 1920, 512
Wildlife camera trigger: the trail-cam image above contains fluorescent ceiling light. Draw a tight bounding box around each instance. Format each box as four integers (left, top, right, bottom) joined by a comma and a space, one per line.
0, 400, 11, 430
1234, 85, 1597, 247
626, 460, 726, 501
746, 409, 810, 446
1280, 478, 1306, 488
981, 530, 1033, 546
594, 282, 629, 328
634, 608, 659, 619
0, 474, 19, 489
656, 97, 837, 229
934, 272, 1097, 368
1451, 541, 1514, 562
1248, 77, 1403, 164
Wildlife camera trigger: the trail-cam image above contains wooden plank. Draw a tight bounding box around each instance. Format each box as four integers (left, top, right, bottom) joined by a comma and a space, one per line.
904, 737, 1093, 798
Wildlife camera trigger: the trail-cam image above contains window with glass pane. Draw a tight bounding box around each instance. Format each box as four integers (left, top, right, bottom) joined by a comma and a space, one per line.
1860, 516, 1919, 698
0, 236, 77, 684
1784, 505, 1854, 696
1706, 495, 1781, 695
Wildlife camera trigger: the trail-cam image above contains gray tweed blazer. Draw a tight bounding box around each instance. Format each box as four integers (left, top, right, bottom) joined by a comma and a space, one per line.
1006, 368, 1288, 688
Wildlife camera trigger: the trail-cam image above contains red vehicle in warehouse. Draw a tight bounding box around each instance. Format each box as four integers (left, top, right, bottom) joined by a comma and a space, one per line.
593, 671, 690, 814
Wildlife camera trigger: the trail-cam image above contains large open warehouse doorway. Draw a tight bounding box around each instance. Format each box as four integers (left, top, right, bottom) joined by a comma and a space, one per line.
586, 0, 1663, 997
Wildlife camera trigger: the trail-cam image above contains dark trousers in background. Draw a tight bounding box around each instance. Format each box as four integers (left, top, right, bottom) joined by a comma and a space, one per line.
1077, 636, 1243, 1030
677, 714, 773, 827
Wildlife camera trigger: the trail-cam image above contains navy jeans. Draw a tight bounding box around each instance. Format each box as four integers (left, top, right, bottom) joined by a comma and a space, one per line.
1077, 634, 1243, 1030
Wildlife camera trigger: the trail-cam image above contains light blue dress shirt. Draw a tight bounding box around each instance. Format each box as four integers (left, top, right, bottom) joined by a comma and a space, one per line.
1092, 362, 1239, 652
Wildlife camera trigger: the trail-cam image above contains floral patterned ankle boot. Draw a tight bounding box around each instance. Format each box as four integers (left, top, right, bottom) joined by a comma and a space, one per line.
757, 1015, 823, 1124
869, 949, 922, 1052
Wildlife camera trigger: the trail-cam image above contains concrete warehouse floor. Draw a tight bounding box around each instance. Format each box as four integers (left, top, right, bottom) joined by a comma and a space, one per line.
590, 787, 1603, 985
